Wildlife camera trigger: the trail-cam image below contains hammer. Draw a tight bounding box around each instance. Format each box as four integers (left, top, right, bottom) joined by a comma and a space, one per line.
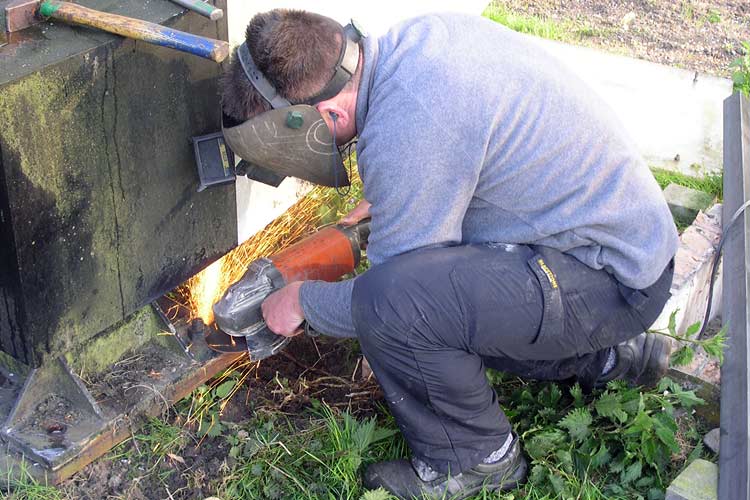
4, 0, 229, 63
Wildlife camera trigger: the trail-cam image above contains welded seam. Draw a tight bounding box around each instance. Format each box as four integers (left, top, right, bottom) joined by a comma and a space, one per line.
100, 47, 126, 316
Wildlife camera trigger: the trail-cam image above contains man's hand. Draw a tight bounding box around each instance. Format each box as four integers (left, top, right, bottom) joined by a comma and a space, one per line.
261, 281, 305, 337
340, 199, 371, 226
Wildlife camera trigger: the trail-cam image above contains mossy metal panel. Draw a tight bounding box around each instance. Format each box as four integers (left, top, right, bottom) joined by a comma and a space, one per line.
0, 3, 236, 366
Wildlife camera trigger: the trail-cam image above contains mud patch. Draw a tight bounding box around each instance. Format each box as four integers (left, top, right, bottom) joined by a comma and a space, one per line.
17, 394, 81, 436
87, 344, 184, 415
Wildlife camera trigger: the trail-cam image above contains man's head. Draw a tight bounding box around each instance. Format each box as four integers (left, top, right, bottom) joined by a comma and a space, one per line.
221, 9, 361, 143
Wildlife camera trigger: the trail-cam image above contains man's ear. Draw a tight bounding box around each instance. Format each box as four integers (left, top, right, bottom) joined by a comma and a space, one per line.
316, 101, 351, 131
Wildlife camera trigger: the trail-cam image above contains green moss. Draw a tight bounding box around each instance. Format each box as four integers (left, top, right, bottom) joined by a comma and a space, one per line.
0, 70, 91, 209
65, 306, 164, 376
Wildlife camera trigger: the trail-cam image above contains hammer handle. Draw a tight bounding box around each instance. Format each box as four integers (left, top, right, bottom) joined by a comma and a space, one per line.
168, 0, 223, 21
39, 0, 229, 63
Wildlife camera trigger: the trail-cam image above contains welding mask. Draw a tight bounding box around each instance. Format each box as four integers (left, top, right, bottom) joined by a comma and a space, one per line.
222, 20, 365, 188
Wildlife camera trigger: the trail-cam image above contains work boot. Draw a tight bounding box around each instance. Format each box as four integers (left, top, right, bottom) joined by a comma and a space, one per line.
598, 332, 672, 388
362, 435, 527, 500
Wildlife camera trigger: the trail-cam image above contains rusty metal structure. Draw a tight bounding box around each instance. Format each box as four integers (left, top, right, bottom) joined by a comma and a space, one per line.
0, 0, 241, 482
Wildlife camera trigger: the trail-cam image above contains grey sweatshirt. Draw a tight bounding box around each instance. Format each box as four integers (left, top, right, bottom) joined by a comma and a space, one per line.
299, 13, 679, 338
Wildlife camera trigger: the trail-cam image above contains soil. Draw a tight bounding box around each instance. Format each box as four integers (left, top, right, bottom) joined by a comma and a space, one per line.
21, 394, 81, 435
87, 346, 185, 415
59, 335, 380, 500
492, 0, 750, 77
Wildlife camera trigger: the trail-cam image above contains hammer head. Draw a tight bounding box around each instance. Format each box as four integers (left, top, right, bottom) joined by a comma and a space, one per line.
4, 0, 41, 34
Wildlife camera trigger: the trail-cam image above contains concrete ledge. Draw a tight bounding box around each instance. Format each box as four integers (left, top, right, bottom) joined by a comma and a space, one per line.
664, 183, 716, 227
666, 459, 718, 500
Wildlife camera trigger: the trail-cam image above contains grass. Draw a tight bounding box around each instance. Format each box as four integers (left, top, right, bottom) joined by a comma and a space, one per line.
208, 374, 708, 500
5, 359, 707, 500
482, 3, 601, 43
2, 456, 62, 500
731, 41, 750, 97
215, 401, 406, 500
650, 167, 723, 201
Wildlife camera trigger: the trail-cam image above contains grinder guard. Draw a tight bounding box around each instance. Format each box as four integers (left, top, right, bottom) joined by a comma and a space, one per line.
211, 221, 370, 360
211, 258, 291, 359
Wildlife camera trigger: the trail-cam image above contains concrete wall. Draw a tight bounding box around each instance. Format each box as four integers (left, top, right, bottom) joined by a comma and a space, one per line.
529, 37, 732, 176
225, 0, 490, 243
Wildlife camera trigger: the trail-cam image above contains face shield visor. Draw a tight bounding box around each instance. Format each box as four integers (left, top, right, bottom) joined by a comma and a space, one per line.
222, 21, 365, 188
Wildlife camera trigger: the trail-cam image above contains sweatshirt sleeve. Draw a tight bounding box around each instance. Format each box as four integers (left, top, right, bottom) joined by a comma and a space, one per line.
299, 279, 357, 338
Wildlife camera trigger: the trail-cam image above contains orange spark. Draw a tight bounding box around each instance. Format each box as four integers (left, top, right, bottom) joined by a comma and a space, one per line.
179, 166, 361, 325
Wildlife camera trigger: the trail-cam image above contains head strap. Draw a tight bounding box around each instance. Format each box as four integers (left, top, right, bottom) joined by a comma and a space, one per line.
239, 21, 364, 109
237, 43, 291, 109
298, 23, 362, 105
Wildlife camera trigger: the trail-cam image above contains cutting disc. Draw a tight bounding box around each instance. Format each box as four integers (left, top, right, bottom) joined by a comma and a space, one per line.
204, 323, 248, 353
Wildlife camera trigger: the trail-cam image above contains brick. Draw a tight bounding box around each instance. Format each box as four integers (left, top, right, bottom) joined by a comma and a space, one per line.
664, 183, 716, 226
665, 459, 718, 500
672, 346, 721, 385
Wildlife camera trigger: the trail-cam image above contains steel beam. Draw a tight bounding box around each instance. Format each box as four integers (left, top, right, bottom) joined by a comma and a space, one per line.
720, 92, 750, 499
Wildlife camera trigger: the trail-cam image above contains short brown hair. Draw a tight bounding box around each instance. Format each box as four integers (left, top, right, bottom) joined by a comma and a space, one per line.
221, 10, 344, 122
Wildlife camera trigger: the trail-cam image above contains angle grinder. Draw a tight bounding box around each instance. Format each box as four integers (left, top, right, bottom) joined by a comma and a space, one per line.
207, 220, 370, 360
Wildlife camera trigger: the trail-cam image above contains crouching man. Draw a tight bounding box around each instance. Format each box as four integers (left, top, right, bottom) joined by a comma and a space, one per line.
219, 9, 678, 499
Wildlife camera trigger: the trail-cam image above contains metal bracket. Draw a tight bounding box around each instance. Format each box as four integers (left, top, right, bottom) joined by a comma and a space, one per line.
2, 357, 105, 468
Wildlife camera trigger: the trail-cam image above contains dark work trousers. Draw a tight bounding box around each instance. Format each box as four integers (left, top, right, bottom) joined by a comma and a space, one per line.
351, 243, 673, 475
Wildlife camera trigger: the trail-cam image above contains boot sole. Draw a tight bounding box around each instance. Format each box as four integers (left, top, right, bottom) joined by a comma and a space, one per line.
453, 456, 528, 500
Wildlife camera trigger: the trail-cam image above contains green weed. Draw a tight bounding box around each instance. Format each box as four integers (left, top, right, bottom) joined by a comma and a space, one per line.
209, 376, 706, 499
2, 456, 62, 500
651, 311, 727, 367
133, 417, 186, 463
217, 404, 404, 500
731, 41, 750, 97
177, 367, 246, 439
499, 378, 705, 499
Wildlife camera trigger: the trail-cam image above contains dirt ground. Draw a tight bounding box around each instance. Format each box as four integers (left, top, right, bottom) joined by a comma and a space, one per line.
59, 335, 378, 500
492, 0, 750, 77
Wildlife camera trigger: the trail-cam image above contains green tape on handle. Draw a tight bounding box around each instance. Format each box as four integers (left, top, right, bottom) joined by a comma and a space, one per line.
169, 0, 222, 20
39, 0, 62, 17
192, 1, 213, 15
